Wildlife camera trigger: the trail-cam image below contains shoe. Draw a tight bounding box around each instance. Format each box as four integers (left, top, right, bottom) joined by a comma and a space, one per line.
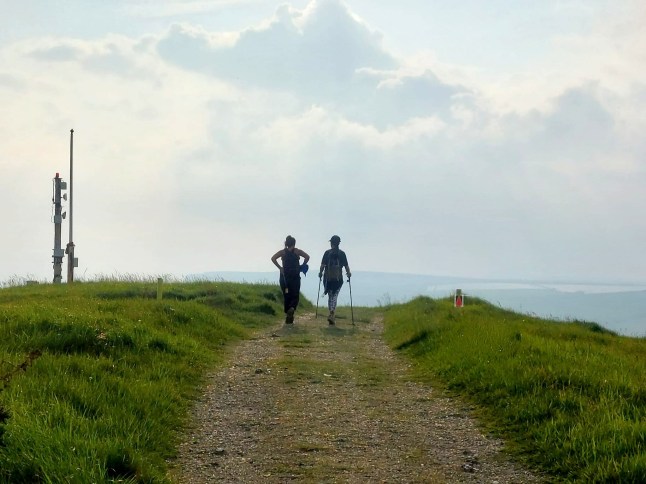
327, 310, 335, 325
286, 307, 295, 324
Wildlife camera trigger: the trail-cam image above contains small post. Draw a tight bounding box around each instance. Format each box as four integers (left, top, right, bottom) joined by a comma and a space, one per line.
157, 277, 163, 300
454, 289, 464, 308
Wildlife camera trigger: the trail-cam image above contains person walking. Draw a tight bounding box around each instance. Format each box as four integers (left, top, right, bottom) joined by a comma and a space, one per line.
319, 235, 351, 325
271, 235, 310, 324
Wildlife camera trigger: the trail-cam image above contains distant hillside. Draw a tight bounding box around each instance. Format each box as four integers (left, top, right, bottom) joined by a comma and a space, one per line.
196, 271, 646, 337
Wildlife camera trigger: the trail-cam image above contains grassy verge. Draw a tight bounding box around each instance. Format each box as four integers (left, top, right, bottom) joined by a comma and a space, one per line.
383, 296, 646, 482
0, 280, 287, 483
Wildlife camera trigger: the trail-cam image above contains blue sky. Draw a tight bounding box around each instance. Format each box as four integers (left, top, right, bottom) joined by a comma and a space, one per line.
1, 0, 645, 283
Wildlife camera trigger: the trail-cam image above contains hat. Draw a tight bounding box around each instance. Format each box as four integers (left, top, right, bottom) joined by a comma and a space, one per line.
329, 235, 341, 244
300, 263, 309, 276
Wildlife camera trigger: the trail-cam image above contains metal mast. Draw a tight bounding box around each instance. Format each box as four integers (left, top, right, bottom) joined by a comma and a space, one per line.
52, 173, 66, 283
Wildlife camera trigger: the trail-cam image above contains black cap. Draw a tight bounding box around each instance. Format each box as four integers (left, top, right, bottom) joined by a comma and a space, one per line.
329, 235, 341, 244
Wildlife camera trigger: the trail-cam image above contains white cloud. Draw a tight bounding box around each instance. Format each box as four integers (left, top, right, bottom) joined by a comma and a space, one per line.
156, 0, 397, 88
121, 0, 262, 19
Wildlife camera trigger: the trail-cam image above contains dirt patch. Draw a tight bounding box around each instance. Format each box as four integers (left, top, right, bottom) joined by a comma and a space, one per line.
173, 313, 543, 482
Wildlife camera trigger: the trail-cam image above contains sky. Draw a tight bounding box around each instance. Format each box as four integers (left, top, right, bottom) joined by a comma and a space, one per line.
1, 0, 645, 284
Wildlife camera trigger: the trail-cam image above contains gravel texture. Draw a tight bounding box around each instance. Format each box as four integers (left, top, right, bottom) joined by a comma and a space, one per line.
172, 312, 544, 483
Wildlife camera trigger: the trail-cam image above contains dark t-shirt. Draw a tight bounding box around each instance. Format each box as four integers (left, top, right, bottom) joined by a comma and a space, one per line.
282, 248, 301, 277
321, 249, 348, 268
321, 249, 348, 292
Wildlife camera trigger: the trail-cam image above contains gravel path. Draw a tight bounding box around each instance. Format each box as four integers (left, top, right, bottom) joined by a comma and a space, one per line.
172, 312, 543, 483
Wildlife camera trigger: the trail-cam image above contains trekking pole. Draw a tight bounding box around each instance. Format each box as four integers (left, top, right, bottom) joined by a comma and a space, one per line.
348, 276, 355, 325
316, 275, 322, 319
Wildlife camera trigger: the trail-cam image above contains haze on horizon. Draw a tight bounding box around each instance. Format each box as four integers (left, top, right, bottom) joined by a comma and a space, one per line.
1, 0, 645, 284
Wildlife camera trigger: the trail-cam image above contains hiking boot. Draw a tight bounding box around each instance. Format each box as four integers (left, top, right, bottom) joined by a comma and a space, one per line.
285, 307, 295, 324
327, 310, 335, 325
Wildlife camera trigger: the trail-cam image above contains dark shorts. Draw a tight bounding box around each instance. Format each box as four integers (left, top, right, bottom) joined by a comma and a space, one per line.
324, 279, 343, 293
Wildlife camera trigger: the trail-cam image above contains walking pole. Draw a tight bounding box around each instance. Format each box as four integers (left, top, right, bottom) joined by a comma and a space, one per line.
316, 275, 322, 319
348, 276, 355, 325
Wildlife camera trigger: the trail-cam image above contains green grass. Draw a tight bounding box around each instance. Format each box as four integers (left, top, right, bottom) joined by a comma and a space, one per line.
7, 280, 642, 482
0, 280, 285, 483
383, 296, 646, 482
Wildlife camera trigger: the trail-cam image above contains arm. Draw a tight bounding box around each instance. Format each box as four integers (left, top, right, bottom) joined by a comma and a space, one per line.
319, 252, 327, 278
295, 248, 310, 264
271, 250, 284, 272
343, 252, 351, 278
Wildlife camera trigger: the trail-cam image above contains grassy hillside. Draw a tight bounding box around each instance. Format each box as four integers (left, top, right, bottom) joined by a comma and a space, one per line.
4, 281, 644, 482
0, 280, 295, 483
383, 296, 646, 482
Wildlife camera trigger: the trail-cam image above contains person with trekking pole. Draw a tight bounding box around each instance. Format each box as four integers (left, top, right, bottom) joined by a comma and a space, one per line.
318, 235, 351, 325
271, 235, 310, 324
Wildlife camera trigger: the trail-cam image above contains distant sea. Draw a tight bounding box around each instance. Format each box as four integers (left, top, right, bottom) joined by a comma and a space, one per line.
195, 271, 646, 338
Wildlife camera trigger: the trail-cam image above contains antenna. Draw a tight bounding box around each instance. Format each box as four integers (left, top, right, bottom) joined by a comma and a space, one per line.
52, 173, 67, 283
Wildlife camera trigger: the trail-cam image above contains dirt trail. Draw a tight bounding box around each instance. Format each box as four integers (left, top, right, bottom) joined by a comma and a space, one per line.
173, 312, 542, 483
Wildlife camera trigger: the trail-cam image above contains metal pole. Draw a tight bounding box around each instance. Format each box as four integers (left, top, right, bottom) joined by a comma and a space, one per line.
348, 277, 355, 325
66, 129, 75, 283
69, 129, 73, 244
315, 276, 321, 319
52, 174, 64, 283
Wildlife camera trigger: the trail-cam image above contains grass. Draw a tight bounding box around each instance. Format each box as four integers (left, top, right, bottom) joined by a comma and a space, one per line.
0, 280, 285, 483
6, 279, 643, 482
383, 296, 646, 482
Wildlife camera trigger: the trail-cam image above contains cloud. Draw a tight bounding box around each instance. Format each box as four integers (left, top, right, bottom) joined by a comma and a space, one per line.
157, 0, 396, 86
29, 44, 83, 62
23, 36, 157, 79
155, 0, 469, 127
122, 0, 260, 18
1, 0, 645, 283
0, 73, 25, 90
148, 2, 643, 279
